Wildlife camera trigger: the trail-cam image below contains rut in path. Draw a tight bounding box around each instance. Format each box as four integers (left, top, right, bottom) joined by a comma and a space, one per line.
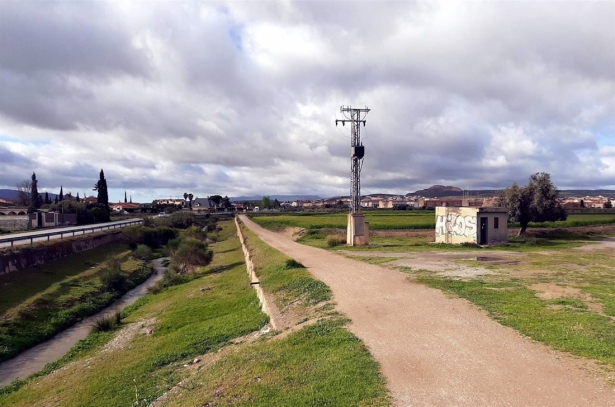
239, 215, 615, 407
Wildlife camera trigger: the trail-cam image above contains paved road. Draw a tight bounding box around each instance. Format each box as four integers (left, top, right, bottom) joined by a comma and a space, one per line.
0, 219, 143, 249
239, 215, 615, 407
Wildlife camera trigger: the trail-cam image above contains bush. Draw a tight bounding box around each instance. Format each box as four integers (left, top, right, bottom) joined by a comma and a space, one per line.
284, 259, 305, 270
326, 235, 346, 247
133, 244, 153, 260
173, 238, 213, 273
184, 225, 206, 241
122, 226, 178, 249
168, 212, 196, 229
100, 263, 126, 291
91, 311, 121, 333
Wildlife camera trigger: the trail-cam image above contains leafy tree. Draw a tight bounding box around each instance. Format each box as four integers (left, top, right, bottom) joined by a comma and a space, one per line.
498, 172, 567, 236
209, 195, 222, 206
15, 180, 32, 206
579, 199, 585, 208
222, 195, 231, 209
261, 196, 271, 209
273, 199, 280, 209
188, 193, 194, 209
183, 192, 188, 202
606, 200, 613, 209
93, 169, 109, 212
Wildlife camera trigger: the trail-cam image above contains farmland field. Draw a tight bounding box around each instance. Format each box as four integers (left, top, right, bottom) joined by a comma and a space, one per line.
250, 211, 615, 231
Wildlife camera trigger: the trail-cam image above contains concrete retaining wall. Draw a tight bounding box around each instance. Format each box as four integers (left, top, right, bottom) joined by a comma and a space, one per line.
0, 231, 124, 275
235, 216, 277, 329
0, 216, 29, 231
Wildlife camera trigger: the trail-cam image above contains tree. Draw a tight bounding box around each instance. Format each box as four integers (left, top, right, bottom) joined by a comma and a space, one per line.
124, 191, 128, 203
209, 195, 222, 206
93, 169, 109, 212
221, 195, 232, 209
30, 172, 42, 209
183, 192, 188, 202
188, 193, 194, 209
498, 172, 567, 236
273, 199, 280, 209
59, 185, 64, 202
579, 199, 585, 208
54, 195, 58, 204
606, 200, 613, 209
15, 180, 32, 206
44, 191, 50, 205
76, 192, 80, 202
261, 196, 271, 209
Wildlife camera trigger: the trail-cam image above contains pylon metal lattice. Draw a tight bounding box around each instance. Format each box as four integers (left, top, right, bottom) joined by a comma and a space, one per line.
336, 106, 370, 213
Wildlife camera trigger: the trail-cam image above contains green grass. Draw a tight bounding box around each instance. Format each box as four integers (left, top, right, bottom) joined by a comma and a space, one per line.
241, 224, 332, 308
0, 242, 130, 314
524, 213, 615, 228
0, 245, 152, 364
252, 212, 615, 232
251, 210, 436, 230
162, 319, 389, 407
418, 276, 615, 366
1, 219, 389, 406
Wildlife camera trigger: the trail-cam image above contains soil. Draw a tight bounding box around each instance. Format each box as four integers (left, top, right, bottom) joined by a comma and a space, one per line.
240, 215, 615, 407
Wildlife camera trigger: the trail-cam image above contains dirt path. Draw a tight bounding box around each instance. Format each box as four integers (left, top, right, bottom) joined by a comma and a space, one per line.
239, 215, 615, 407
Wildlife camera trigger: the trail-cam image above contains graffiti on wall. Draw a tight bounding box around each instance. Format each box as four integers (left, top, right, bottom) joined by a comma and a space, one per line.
435, 213, 477, 238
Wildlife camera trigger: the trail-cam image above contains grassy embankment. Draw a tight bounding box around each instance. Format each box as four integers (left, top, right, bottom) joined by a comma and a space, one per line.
0, 219, 389, 406
0, 242, 152, 364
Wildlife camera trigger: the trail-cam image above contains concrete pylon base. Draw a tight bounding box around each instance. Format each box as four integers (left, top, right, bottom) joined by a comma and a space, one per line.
347, 213, 369, 246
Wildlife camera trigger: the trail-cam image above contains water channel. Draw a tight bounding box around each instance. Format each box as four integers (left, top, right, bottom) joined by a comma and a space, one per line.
0, 258, 167, 387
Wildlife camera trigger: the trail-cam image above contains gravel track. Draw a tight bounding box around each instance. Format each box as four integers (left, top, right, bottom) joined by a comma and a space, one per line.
240, 215, 615, 407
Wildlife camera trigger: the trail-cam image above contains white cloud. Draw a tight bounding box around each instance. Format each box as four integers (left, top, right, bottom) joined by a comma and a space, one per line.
0, 0, 613, 199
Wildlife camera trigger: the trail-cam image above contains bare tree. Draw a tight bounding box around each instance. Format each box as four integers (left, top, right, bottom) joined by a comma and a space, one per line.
16, 180, 32, 206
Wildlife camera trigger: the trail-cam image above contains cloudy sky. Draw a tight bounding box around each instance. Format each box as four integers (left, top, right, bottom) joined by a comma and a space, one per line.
0, 0, 613, 202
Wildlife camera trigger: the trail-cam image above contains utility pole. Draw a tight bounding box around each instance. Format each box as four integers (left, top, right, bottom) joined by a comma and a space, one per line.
336, 105, 370, 213
336, 105, 370, 245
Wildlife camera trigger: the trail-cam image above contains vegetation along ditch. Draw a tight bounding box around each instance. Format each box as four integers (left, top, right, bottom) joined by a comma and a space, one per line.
0, 217, 389, 406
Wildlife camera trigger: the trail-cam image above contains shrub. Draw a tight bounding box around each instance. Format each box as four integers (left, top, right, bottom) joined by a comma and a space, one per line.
173, 238, 213, 273
168, 212, 196, 229
184, 225, 206, 241
133, 244, 153, 260
100, 267, 126, 291
284, 259, 305, 270
122, 226, 178, 249
326, 235, 346, 247
91, 311, 121, 333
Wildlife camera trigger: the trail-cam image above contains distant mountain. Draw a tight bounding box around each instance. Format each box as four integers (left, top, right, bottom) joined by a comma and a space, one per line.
406, 185, 615, 199
0, 189, 59, 200
408, 185, 464, 198
230, 194, 322, 202
0, 189, 18, 199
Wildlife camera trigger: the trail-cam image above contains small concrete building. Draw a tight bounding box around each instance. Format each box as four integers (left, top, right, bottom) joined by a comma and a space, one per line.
435, 206, 508, 245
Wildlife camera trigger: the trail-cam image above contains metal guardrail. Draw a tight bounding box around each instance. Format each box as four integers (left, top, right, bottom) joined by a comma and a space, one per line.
0, 219, 144, 248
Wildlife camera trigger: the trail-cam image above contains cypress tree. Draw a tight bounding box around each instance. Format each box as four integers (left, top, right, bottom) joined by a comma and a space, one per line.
44, 191, 49, 205
31, 172, 41, 209
124, 191, 127, 203
59, 186, 64, 202
94, 169, 109, 211
76, 192, 80, 202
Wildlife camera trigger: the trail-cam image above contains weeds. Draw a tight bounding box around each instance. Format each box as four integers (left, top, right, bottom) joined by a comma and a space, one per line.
326, 235, 346, 247
91, 311, 122, 333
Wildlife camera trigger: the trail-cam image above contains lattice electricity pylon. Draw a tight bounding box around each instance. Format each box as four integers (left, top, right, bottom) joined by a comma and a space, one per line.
336, 105, 370, 214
